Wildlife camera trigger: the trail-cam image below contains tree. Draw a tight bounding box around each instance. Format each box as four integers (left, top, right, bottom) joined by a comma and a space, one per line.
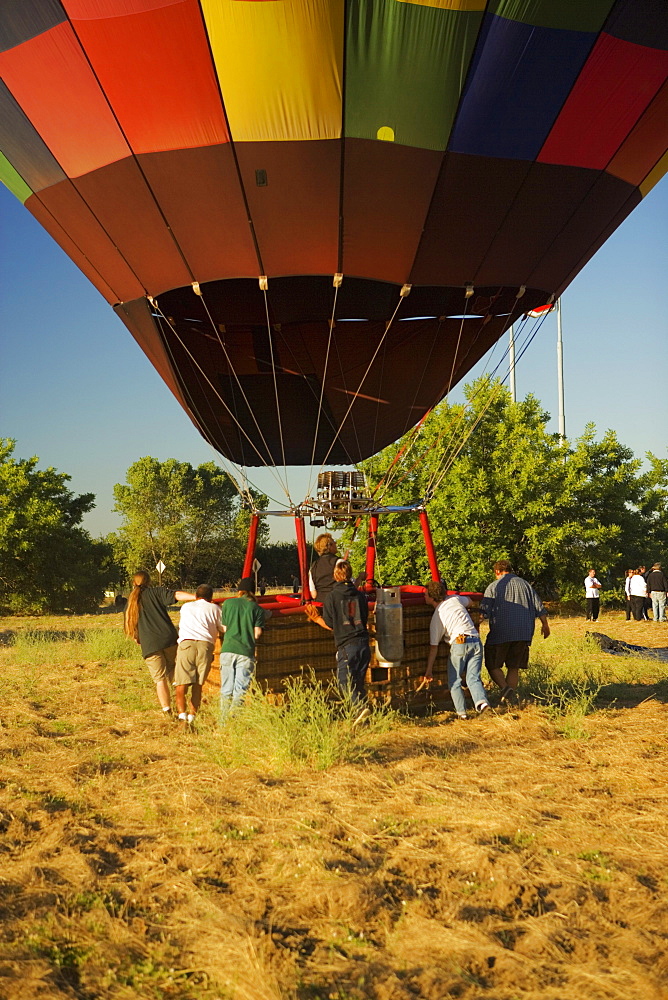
343, 379, 667, 596
0, 439, 116, 613
112, 457, 268, 587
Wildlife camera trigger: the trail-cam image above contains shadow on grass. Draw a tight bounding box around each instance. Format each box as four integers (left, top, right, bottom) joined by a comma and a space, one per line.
596, 679, 668, 708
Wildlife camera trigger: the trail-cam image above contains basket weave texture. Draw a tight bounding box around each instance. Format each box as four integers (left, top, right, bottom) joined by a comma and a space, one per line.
206, 600, 482, 710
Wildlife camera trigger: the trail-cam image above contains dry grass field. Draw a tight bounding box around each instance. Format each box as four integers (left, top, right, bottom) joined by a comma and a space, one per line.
0, 608, 667, 1000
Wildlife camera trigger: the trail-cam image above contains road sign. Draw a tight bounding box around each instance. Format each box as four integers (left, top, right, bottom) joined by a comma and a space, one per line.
252, 559, 261, 573
156, 560, 166, 574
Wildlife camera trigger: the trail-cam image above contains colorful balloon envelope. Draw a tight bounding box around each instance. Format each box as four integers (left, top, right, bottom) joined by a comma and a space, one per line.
1, 0, 666, 467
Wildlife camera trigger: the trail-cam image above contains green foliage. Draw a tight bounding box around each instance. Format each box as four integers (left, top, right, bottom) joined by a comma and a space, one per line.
256, 541, 300, 585
111, 457, 269, 587
344, 378, 668, 595
0, 439, 117, 613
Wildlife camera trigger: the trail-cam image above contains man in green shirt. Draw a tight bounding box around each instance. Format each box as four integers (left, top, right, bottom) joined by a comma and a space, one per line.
220, 577, 266, 715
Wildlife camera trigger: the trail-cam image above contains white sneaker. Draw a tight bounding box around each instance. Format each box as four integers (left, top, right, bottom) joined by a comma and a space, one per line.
352, 707, 371, 728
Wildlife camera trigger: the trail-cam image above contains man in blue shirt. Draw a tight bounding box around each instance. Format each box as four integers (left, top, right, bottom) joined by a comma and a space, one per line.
481, 560, 550, 704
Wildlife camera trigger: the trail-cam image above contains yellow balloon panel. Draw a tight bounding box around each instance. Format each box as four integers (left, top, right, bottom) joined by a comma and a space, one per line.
201, 0, 344, 142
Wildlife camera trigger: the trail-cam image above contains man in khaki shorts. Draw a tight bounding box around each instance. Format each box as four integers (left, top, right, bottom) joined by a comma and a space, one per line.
174, 584, 223, 730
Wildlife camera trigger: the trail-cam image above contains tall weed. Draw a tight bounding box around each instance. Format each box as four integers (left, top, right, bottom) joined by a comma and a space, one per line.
8, 629, 141, 667
200, 674, 396, 772
522, 632, 603, 737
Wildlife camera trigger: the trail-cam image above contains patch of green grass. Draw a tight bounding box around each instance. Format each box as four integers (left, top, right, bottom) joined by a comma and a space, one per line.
199, 674, 398, 773
577, 849, 616, 881
523, 637, 603, 736
493, 830, 536, 851
7, 628, 140, 667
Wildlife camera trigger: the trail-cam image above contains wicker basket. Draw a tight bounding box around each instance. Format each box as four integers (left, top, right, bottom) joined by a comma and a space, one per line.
205, 596, 483, 712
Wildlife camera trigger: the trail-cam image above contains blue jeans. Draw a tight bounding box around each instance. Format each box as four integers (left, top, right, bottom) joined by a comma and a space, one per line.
448, 639, 487, 716
651, 591, 666, 622
220, 652, 255, 714
336, 638, 370, 705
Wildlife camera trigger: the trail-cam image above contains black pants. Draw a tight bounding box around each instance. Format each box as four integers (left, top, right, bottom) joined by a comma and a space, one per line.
630, 595, 646, 621
625, 598, 632, 620
586, 597, 600, 621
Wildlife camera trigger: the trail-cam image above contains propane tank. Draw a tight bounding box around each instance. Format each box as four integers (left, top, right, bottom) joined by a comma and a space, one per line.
374, 586, 404, 668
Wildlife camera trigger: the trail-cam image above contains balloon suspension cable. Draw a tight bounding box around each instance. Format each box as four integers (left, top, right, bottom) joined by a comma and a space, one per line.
389, 294, 527, 503
261, 281, 293, 505
150, 299, 293, 504
146, 298, 257, 506
424, 307, 553, 501
375, 284, 475, 504
193, 281, 292, 503
422, 314, 533, 501
421, 301, 532, 499
375, 311, 447, 500
381, 290, 535, 504
376, 284, 473, 503
306, 274, 342, 500
316, 284, 412, 479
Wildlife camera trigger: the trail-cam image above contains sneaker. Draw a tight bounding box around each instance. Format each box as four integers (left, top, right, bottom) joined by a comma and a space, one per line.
476, 702, 490, 714
456, 713, 469, 721
352, 707, 371, 728
500, 686, 518, 706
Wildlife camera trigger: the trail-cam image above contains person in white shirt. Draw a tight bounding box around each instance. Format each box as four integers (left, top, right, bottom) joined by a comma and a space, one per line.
628, 570, 648, 621
423, 580, 489, 720
624, 569, 634, 620
174, 584, 223, 729
584, 569, 602, 621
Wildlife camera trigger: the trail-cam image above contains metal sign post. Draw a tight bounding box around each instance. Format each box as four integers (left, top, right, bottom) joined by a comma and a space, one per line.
556, 298, 565, 440
155, 560, 166, 585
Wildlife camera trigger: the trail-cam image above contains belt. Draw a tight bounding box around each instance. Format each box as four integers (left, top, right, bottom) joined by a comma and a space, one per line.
453, 634, 479, 644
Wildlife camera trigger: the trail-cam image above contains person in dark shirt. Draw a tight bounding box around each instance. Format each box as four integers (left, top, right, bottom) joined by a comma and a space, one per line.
480, 560, 549, 705
124, 570, 194, 716
646, 563, 668, 622
309, 533, 339, 602
307, 560, 370, 717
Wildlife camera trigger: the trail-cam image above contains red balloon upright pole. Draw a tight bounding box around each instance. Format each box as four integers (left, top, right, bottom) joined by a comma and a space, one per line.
294, 516, 309, 603
242, 513, 259, 580
419, 509, 440, 582
365, 514, 379, 589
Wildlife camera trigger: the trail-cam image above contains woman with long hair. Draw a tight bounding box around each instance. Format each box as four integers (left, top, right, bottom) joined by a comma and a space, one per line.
124, 571, 194, 715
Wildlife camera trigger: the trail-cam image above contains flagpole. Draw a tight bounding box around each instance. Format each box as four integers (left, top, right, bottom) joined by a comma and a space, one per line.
509, 324, 516, 402
556, 298, 565, 439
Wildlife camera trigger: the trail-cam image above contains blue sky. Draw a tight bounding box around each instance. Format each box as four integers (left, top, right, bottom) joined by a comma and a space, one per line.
1, 179, 666, 544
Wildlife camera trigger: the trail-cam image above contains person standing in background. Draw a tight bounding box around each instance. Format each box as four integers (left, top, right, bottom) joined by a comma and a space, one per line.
646, 563, 668, 623
638, 565, 651, 619
624, 569, 634, 621
584, 569, 602, 621
628, 570, 648, 621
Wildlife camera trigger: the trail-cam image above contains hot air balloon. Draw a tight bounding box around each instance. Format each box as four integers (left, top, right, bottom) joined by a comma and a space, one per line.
1, 0, 667, 594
